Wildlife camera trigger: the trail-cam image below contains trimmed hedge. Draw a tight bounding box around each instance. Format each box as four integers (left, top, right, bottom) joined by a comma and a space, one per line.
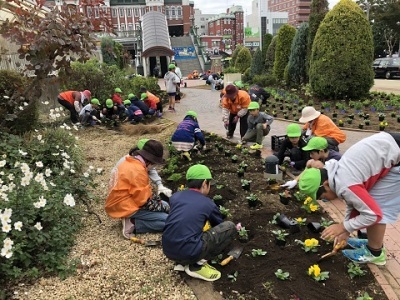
273, 24, 296, 81
286, 22, 309, 86
265, 36, 277, 73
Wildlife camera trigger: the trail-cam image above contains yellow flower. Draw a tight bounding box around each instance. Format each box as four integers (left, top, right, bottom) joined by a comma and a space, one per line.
236, 144, 242, 149
178, 184, 185, 191
304, 196, 313, 204
304, 239, 313, 247
313, 264, 321, 277
308, 265, 314, 276
296, 217, 303, 222
310, 204, 319, 212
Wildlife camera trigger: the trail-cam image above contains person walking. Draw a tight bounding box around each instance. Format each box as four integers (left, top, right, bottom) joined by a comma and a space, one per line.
164, 64, 180, 112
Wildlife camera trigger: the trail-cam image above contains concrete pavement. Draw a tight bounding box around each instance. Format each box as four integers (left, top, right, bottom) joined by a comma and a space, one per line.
162, 79, 400, 300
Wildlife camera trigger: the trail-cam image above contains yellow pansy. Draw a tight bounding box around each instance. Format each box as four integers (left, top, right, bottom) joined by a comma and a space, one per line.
304, 239, 313, 247
304, 196, 313, 204
296, 217, 303, 222
236, 144, 242, 149
178, 184, 185, 191
308, 265, 314, 276
310, 204, 319, 212
310, 238, 319, 246
313, 264, 321, 277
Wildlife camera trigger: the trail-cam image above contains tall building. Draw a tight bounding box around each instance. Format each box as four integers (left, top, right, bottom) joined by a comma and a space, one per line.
260, 0, 288, 36
192, 8, 215, 36
267, 0, 310, 26
202, 5, 244, 54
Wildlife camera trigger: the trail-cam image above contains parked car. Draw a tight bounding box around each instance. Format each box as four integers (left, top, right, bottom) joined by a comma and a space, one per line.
373, 57, 400, 79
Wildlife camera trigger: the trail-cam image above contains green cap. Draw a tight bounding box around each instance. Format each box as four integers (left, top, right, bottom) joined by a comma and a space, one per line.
137, 139, 149, 150
302, 137, 328, 151
234, 80, 244, 88
186, 164, 213, 181
106, 99, 113, 108
123, 99, 131, 105
115, 87, 122, 93
91, 98, 100, 106
299, 168, 322, 200
140, 93, 148, 101
248, 102, 260, 110
169, 64, 176, 70
186, 110, 198, 118
286, 124, 301, 137
128, 93, 135, 99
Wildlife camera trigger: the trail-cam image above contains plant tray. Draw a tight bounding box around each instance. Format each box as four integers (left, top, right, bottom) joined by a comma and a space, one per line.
271, 135, 286, 152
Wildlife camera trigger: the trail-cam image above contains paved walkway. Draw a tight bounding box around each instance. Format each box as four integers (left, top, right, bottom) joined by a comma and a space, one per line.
162, 79, 400, 299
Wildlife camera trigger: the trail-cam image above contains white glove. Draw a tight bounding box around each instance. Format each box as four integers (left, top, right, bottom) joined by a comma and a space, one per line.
280, 180, 298, 189
202, 145, 206, 150
157, 184, 172, 197
283, 156, 291, 163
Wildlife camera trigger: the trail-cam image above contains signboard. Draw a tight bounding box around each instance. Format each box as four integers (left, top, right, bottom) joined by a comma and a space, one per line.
172, 47, 196, 60
245, 27, 260, 38
245, 42, 260, 47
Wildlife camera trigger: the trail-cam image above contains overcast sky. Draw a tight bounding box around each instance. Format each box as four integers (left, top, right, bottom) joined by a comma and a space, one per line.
192, 0, 340, 15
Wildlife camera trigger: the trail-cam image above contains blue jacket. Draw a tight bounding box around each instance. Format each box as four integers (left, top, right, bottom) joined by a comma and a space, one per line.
126, 104, 143, 118
171, 116, 205, 145
162, 189, 223, 262
129, 96, 150, 115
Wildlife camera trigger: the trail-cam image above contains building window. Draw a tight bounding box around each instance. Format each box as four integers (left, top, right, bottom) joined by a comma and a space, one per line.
134, 8, 139, 17
112, 8, 117, 17
201, 17, 204, 21
119, 8, 124, 17
94, 7, 99, 18
127, 8, 131, 17
228, 29, 231, 34
171, 7, 175, 16
177, 7, 182, 17
120, 24, 125, 31
128, 24, 133, 31
87, 7, 92, 17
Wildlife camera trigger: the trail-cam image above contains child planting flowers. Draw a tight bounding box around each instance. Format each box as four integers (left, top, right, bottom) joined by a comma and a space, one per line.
308, 264, 329, 281
295, 238, 320, 252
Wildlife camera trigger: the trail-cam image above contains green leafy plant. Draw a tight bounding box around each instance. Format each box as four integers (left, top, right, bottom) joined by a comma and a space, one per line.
236, 223, 249, 238
213, 195, 223, 201
241, 179, 252, 186
242, 147, 249, 155
251, 249, 267, 257
219, 206, 232, 218
167, 173, 182, 182
216, 184, 224, 189
227, 271, 239, 282
347, 262, 367, 279
320, 217, 334, 228
295, 238, 320, 253
272, 229, 289, 241
246, 193, 258, 202
356, 292, 373, 300
269, 212, 281, 225
295, 217, 307, 225
231, 154, 238, 161
210, 254, 223, 265
308, 264, 330, 281
239, 161, 248, 169
274, 269, 290, 280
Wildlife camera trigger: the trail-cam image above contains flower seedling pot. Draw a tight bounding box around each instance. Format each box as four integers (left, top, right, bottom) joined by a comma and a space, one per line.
224, 150, 231, 157
307, 222, 322, 233
277, 214, 300, 233
231, 158, 238, 163
237, 171, 244, 177
242, 184, 250, 191
254, 150, 261, 158
279, 195, 290, 205
248, 200, 258, 208
238, 236, 249, 243
213, 199, 224, 206
275, 238, 286, 247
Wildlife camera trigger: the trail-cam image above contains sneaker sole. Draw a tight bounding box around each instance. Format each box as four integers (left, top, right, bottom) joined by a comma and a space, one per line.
184, 267, 221, 282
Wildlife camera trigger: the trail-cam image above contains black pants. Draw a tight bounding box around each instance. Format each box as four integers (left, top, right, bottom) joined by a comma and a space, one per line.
228, 112, 249, 138
156, 101, 163, 113
58, 98, 79, 124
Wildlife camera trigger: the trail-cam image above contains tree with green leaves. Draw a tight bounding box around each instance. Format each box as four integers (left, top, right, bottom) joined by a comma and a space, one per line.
307, 0, 329, 79
265, 36, 277, 73
262, 33, 273, 60
231, 44, 244, 68
309, 0, 374, 99
377, 0, 400, 56
249, 48, 264, 79
235, 47, 252, 73
286, 22, 309, 86
273, 24, 296, 81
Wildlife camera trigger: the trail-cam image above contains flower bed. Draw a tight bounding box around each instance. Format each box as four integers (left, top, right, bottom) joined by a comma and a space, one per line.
163, 133, 386, 299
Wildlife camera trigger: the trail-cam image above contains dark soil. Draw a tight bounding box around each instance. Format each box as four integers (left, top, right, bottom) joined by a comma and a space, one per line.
162, 133, 387, 300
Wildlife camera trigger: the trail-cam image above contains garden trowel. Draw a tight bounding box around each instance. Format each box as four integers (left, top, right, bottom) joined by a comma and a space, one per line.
318, 240, 347, 262
220, 246, 244, 266
130, 237, 161, 247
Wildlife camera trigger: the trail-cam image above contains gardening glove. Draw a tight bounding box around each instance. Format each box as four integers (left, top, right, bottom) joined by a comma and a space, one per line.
290, 161, 295, 167
157, 184, 172, 198
232, 116, 240, 124
283, 156, 291, 163
280, 179, 298, 189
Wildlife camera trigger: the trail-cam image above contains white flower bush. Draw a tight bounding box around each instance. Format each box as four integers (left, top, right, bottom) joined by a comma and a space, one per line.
0, 128, 100, 281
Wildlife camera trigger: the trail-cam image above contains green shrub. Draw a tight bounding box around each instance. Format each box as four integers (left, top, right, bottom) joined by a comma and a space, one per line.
309, 0, 374, 99
262, 33, 273, 60
242, 67, 251, 83
287, 22, 309, 86
223, 66, 239, 74
231, 45, 244, 68
235, 47, 252, 74
265, 36, 277, 73
0, 128, 101, 283
252, 74, 277, 87
101, 37, 123, 69
273, 24, 296, 81
250, 48, 264, 79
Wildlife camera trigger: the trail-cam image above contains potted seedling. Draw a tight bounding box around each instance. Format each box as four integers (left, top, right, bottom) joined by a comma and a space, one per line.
231, 154, 238, 163
241, 179, 252, 191
320, 217, 334, 228
364, 113, 370, 120
236, 223, 249, 243
251, 249, 267, 257
347, 262, 366, 279
346, 118, 353, 125
213, 194, 224, 206
356, 292, 373, 300
279, 190, 291, 205
397, 115, 400, 123
239, 161, 248, 171
237, 167, 245, 177
224, 149, 231, 157
215, 143, 223, 152
274, 269, 290, 280
391, 111, 396, 118
246, 193, 259, 208
365, 119, 370, 126
358, 123, 364, 129
295, 238, 320, 253
307, 222, 322, 233
242, 147, 249, 155
332, 111, 338, 118
378, 113, 386, 121
277, 214, 300, 233
254, 149, 262, 158
338, 120, 344, 127
379, 121, 387, 131
308, 264, 329, 282
272, 229, 289, 247
219, 205, 232, 219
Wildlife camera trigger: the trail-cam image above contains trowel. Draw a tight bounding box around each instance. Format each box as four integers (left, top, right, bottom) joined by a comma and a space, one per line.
318, 240, 346, 262
220, 246, 244, 266
130, 237, 161, 247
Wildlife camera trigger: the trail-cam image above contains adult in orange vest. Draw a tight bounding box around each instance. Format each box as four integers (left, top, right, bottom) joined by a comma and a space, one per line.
57, 90, 91, 124
140, 86, 163, 115
105, 140, 169, 239
299, 106, 346, 151
221, 84, 251, 139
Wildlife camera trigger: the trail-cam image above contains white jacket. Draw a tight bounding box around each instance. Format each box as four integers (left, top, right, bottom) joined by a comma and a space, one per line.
164, 71, 180, 93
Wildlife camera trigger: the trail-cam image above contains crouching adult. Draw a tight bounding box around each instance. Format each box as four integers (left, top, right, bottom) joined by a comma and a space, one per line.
162, 164, 237, 282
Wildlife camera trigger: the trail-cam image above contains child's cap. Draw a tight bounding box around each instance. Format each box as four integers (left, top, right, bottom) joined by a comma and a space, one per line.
248, 102, 260, 110
106, 99, 113, 108
140, 93, 148, 101
168, 64, 176, 70
91, 98, 100, 106
186, 111, 198, 118
302, 137, 328, 151
186, 164, 215, 184
115, 87, 122, 93
137, 139, 149, 150
128, 93, 135, 99
123, 99, 131, 106
298, 168, 322, 200
286, 124, 301, 137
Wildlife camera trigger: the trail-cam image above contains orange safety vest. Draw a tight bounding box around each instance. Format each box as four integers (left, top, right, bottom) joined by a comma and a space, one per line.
59, 91, 78, 105
222, 90, 251, 114
147, 91, 160, 104
303, 114, 347, 144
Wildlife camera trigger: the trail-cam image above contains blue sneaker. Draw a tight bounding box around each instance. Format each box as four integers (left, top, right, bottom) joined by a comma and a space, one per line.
342, 245, 386, 265
347, 238, 368, 249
